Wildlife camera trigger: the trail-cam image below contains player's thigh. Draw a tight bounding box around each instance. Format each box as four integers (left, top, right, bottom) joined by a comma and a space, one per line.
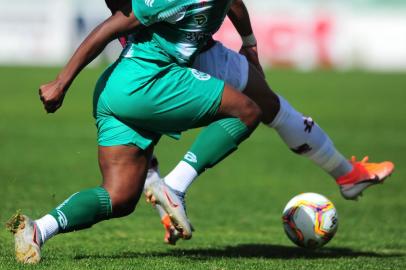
94, 72, 161, 150
99, 144, 153, 216
193, 43, 279, 124
137, 67, 260, 130
215, 83, 261, 129
192, 41, 249, 92
104, 61, 226, 131
97, 58, 257, 135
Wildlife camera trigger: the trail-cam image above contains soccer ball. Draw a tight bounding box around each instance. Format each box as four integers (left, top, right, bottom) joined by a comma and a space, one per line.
282, 193, 338, 249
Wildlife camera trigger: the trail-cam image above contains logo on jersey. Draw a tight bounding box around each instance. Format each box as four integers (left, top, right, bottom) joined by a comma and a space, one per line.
184, 152, 198, 163
194, 14, 208, 26
145, 0, 155, 7
190, 69, 211, 81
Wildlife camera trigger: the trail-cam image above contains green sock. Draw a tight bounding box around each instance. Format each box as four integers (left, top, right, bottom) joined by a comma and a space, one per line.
49, 187, 112, 233
183, 118, 251, 174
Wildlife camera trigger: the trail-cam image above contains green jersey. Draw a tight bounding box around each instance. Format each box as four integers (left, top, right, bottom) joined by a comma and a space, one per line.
123, 0, 234, 65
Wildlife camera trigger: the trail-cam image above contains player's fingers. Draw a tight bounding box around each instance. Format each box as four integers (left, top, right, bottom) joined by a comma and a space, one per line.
46, 107, 57, 114
44, 104, 54, 113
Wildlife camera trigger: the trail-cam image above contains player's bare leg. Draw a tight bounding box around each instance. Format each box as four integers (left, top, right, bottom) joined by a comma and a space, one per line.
242, 64, 280, 124
99, 145, 152, 217
7, 145, 152, 264
215, 82, 262, 127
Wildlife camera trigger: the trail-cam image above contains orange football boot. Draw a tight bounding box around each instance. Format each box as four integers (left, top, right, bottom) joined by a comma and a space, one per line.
336, 156, 394, 200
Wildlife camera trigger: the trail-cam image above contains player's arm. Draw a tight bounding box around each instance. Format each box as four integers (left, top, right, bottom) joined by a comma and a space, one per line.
39, 0, 141, 113
228, 0, 264, 77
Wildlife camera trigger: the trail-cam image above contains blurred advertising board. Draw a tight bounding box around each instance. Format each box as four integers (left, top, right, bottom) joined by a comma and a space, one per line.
215, 1, 406, 71
0, 0, 405, 71
0, 0, 74, 65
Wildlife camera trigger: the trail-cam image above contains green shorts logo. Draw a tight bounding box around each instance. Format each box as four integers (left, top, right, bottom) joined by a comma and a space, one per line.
191, 69, 211, 81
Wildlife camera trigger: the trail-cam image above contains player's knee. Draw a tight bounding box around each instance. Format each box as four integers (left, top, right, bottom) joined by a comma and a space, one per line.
240, 99, 262, 129
107, 189, 138, 218
112, 196, 138, 218
114, 203, 137, 218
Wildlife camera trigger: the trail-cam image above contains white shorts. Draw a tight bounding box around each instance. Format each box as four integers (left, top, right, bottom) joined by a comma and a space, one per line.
192, 41, 249, 92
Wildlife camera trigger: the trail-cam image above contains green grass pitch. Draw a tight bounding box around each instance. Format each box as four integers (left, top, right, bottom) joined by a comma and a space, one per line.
0, 66, 405, 269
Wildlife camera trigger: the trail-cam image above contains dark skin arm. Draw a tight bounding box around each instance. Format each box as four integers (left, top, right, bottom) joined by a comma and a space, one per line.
228, 0, 265, 77
39, 0, 141, 113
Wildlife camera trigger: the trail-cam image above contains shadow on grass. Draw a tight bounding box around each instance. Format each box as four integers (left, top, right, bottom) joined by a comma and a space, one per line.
74, 244, 404, 260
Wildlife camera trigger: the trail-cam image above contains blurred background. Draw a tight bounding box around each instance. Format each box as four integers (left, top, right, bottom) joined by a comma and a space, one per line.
1, 0, 406, 71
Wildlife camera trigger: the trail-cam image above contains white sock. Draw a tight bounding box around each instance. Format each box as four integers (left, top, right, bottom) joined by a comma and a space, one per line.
270, 95, 353, 179
35, 214, 59, 245
164, 161, 198, 193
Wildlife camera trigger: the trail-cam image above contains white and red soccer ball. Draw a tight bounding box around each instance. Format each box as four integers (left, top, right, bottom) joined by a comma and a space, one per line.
282, 193, 338, 249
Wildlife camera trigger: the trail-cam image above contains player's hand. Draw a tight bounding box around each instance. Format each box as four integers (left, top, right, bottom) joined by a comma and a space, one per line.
39, 79, 66, 113
239, 45, 265, 78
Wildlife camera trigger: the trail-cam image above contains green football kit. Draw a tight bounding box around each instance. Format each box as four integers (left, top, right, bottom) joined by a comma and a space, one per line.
41, 1, 251, 237
95, 0, 234, 149
38, 0, 253, 239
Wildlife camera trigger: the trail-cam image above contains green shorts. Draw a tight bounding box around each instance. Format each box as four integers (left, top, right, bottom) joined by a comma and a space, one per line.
93, 57, 225, 149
